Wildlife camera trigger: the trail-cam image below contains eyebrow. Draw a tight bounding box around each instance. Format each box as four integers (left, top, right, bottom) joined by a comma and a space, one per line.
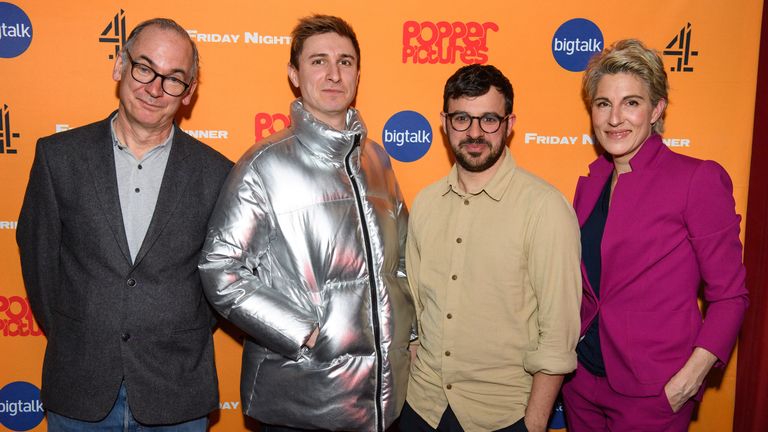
306, 52, 357, 62
593, 94, 646, 102
134, 54, 189, 77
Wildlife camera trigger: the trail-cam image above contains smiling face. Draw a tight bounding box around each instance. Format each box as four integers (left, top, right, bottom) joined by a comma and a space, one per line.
591, 72, 666, 166
443, 87, 514, 174
112, 25, 196, 134
288, 32, 360, 131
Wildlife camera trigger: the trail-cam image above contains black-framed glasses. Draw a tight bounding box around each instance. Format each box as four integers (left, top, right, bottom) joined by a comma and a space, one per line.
444, 112, 509, 134
126, 52, 191, 97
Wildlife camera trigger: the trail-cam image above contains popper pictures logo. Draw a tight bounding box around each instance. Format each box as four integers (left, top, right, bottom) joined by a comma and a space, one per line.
0, 2, 33, 58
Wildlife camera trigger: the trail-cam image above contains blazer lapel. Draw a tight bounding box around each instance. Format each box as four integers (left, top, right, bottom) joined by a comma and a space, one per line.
132, 128, 194, 267
86, 116, 132, 263
574, 156, 612, 227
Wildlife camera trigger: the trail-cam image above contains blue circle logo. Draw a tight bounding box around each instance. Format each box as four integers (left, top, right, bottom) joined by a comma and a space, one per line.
0, 2, 33, 58
551, 18, 603, 72
548, 399, 566, 429
382, 110, 432, 162
0, 382, 44, 431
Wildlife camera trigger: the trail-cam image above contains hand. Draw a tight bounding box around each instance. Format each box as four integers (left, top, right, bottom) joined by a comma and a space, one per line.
304, 326, 319, 349
408, 342, 418, 363
663, 375, 696, 413
663, 347, 717, 412
523, 416, 545, 432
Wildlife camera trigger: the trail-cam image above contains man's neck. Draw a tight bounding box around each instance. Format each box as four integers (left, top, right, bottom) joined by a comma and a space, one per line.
456, 162, 500, 195
114, 111, 172, 159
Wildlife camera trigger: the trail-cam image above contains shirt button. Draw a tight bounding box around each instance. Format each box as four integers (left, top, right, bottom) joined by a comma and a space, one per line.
127, 278, 136, 287
451, 275, 458, 281
121, 333, 131, 342
446, 313, 453, 319
456, 237, 462, 243
463, 199, 469, 206
138, 164, 143, 170
134, 188, 140, 193
446, 384, 452, 390
445, 350, 451, 356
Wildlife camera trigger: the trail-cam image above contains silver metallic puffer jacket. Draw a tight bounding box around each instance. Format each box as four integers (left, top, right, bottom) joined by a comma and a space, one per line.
199, 100, 414, 431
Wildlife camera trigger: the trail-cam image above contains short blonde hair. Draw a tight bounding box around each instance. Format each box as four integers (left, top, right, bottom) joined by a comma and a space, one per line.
582, 39, 668, 134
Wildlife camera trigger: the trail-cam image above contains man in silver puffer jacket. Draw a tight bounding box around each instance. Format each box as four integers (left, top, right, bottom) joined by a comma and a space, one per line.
199, 15, 414, 432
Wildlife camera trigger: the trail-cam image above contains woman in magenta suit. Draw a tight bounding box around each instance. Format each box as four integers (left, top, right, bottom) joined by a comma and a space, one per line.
561, 39, 748, 431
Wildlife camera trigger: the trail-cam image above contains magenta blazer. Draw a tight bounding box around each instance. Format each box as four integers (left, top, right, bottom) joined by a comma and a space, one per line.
573, 134, 748, 397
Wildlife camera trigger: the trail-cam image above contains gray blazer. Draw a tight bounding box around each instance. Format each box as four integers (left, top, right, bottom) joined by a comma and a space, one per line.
16, 113, 232, 424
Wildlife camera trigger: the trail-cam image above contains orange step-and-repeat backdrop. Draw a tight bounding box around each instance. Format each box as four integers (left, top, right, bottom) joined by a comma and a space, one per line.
0, 0, 761, 430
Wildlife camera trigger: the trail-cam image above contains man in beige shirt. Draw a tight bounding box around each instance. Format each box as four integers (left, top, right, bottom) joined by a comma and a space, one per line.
402, 64, 581, 432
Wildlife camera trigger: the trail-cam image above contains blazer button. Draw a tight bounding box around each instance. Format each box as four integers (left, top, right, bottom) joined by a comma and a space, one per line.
127, 278, 136, 287
121, 333, 131, 342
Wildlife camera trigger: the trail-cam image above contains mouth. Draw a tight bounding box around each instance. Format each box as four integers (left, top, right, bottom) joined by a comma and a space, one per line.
460, 140, 490, 156
605, 130, 631, 140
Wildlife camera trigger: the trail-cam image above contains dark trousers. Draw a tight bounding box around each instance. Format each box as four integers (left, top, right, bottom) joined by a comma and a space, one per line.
398, 402, 528, 432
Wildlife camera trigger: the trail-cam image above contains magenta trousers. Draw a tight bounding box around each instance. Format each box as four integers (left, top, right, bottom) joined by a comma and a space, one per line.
561, 363, 695, 432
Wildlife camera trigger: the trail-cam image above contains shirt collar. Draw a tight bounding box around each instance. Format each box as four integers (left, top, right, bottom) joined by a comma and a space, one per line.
443, 148, 517, 201
109, 113, 174, 151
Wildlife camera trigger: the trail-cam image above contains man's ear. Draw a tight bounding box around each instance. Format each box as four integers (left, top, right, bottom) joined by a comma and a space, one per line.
288, 63, 300, 88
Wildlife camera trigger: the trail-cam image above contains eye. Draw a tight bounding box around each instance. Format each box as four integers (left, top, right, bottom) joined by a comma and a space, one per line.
594, 100, 609, 108
165, 77, 185, 86
134, 63, 153, 75
452, 113, 470, 122
311, 58, 325, 65
480, 115, 500, 125
626, 99, 640, 106
339, 59, 353, 66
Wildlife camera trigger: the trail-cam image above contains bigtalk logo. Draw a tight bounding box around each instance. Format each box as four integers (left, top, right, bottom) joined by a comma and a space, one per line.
0, 2, 33, 58
0, 382, 44, 431
551, 18, 604, 72
382, 111, 432, 162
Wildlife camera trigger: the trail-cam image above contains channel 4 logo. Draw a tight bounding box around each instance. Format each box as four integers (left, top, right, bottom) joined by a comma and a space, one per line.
551, 18, 604, 72
0, 2, 33, 58
402, 21, 498, 65
0, 382, 44, 431
1, 296, 43, 337
99, 9, 126, 60
1, 104, 20, 155
382, 111, 432, 162
663, 23, 698, 72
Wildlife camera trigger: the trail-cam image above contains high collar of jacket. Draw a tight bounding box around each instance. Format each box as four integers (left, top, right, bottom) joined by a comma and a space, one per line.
588, 133, 667, 177
291, 99, 367, 166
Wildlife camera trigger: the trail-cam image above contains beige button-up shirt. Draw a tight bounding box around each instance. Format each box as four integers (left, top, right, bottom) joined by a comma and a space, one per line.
406, 150, 581, 430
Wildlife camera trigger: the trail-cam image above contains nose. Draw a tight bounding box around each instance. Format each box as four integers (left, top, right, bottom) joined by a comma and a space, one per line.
608, 105, 622, 127
145, 75, 164, 97
326, 63, 341, 82
466, 117, 484, 138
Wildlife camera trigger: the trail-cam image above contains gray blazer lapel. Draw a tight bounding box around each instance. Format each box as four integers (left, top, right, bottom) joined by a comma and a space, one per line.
132, 127, 194, 267
86, 116, 132, 263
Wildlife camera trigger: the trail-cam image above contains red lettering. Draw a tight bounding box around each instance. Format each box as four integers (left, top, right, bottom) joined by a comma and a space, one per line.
0, 296, 43, 336
402, 20, 498, 65
255, 113, 291, 141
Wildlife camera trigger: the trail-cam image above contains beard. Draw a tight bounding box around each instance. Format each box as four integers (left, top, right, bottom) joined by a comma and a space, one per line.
453, 136, 505, 173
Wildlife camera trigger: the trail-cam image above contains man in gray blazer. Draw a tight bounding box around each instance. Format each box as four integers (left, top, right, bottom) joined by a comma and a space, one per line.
16, 17, 232, 430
